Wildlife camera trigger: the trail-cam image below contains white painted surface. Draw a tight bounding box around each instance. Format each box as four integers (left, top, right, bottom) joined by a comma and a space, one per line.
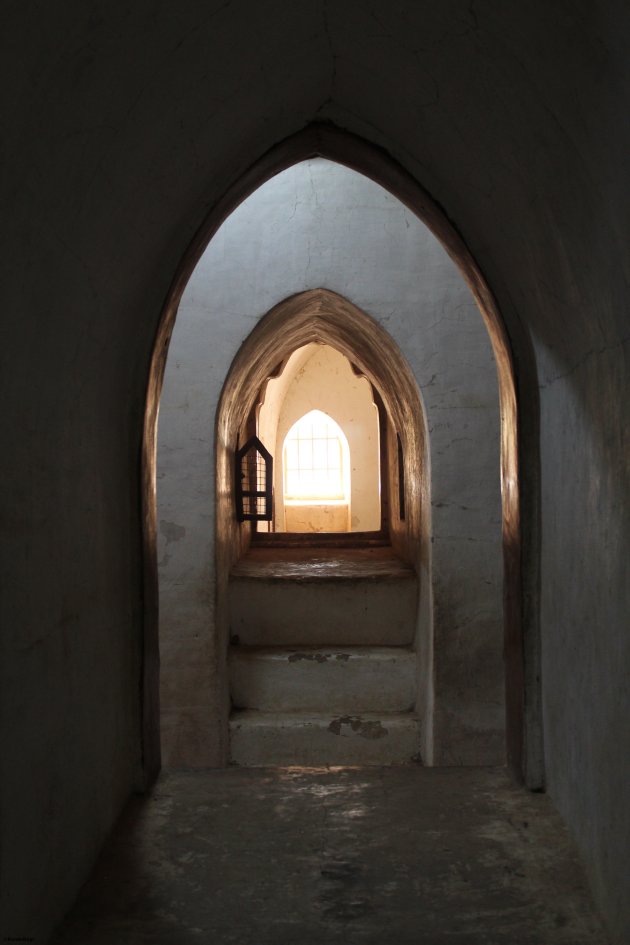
229, 646, 416, 713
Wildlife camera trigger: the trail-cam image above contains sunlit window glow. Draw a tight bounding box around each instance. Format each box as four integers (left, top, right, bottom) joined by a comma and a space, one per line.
283, 410, 349, 501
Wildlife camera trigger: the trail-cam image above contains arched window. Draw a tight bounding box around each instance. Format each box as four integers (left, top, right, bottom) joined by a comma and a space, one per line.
283, 409, 350, 503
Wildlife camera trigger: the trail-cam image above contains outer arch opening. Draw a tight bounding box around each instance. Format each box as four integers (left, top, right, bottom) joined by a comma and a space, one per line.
142, 124, 531, 783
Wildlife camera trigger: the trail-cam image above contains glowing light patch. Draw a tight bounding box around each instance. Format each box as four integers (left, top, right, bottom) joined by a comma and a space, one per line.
283, 410, 350, 502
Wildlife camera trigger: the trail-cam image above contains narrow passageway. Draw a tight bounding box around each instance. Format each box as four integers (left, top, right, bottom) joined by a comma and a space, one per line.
53, 767, 606, 945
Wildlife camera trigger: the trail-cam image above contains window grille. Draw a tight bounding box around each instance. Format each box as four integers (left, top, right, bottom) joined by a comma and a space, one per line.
235, 436, 273, 522
283, 410, 348, 501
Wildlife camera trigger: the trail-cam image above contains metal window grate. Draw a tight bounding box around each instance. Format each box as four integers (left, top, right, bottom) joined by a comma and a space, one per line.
283, 410, 346, 501
235, 436, 273, 522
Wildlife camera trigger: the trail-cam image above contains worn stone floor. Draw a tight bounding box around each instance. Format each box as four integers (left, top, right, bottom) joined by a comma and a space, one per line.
52, 767, 607, 945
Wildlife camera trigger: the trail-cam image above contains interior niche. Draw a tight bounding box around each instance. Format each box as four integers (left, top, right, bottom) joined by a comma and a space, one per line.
214, 287, 432, 758
256, 343, 381, 535
216, 288, 428, 565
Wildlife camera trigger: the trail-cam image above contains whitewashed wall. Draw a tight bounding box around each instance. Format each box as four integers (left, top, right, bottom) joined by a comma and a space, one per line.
157, 159, 502, 766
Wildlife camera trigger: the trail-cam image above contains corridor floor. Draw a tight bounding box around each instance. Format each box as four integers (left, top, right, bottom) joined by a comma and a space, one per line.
53, 766, 607, 945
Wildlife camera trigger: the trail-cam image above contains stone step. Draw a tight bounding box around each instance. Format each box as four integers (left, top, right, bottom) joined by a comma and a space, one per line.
229, 548, 417, 646
229, 646, 416, 713
229, 710, 420, 766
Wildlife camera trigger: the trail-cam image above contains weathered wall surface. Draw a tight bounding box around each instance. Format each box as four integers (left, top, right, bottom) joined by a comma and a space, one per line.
157, 159, 503, 768
2, 2, 629, 942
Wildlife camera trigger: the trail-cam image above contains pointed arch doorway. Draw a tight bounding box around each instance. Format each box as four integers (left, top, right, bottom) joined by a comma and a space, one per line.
217, 288, 428, 764
144, 126, 536, 784
217, 287, 425, 558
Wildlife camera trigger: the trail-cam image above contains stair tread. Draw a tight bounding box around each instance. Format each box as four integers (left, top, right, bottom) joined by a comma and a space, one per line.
231, 709, 418, 721
230, 645, 415, 660
230, 546, 415, 582
229, 710, 421, 765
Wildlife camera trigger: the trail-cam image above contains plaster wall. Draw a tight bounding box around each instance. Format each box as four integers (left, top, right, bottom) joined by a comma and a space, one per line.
3, 3, 629, 941
157, 158, 503, 769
